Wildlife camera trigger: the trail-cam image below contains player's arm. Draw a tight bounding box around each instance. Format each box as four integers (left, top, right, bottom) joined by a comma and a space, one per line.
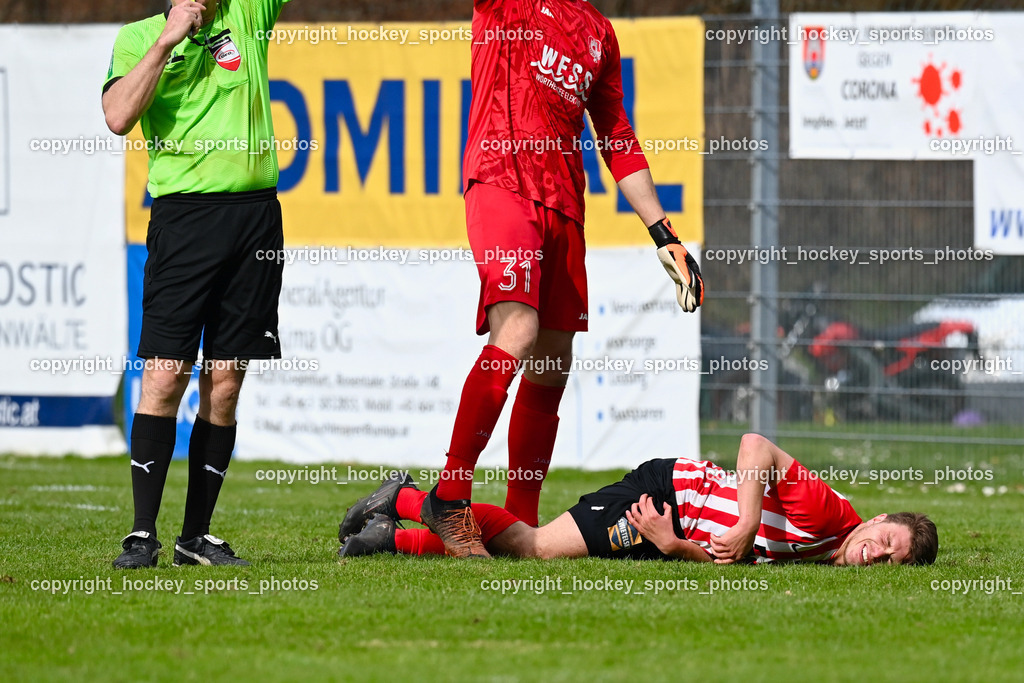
102, 2, 204, 135
625, 494, 712, 562
586, 31, 703, 312
618, 171, 704, 312
709, 433, 795, 564
616, 169, 666, 226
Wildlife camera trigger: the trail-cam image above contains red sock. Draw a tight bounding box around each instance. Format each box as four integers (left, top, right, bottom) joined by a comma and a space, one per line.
504, 379, 564, 526
396, 488, 427, 523
395, 529, 446, 555
472, 503, 521, 544
437, 345, 519, 501
392, 502, 518, 554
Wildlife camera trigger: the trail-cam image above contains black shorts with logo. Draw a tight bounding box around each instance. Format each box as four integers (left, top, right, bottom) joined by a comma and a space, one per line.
138, 188, 283, 362
568, 458, 681, 560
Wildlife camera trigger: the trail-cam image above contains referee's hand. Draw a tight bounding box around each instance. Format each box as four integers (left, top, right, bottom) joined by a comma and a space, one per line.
162, 1, 207, 46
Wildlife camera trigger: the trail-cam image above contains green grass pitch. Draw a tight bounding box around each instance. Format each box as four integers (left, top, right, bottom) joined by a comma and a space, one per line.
2, 436, 1023, 682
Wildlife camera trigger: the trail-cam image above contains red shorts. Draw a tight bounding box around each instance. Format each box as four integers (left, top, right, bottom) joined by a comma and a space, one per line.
465, 182, 588, 335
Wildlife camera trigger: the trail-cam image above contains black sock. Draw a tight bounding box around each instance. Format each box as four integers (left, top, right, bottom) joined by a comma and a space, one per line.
129, 414, 176, 536
180, 417, 211, 540
202, 421, 237, 536
180, 417, 237, 538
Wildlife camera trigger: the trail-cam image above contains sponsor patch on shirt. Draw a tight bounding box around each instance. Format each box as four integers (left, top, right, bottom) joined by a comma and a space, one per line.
206, 29, 242, 71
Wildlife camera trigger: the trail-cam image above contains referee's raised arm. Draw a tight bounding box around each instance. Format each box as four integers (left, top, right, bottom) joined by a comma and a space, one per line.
102, 1, 204, 135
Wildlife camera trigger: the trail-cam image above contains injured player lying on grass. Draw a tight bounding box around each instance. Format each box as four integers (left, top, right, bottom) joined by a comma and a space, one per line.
337, 433, 938, 565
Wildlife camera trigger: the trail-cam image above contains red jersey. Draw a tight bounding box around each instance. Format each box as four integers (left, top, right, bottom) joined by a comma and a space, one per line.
672, 459, 863, 563
464, 0, 650, 225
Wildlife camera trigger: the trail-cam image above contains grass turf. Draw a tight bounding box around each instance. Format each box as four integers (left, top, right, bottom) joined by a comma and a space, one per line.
2, 439, 1023, 682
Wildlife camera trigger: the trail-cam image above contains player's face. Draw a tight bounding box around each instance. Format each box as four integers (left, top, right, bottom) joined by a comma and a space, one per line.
834, 515, 913, 566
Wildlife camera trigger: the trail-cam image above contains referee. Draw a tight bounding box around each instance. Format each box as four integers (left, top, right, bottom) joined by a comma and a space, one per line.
104, 0, 290, 568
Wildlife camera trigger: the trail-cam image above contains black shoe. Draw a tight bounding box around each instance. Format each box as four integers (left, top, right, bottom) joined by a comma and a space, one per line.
113, 532, 161, 569
338, 470, 417, 542
173, 534, 250, 566
338, 514, 397, 557
420, 486, 490, 559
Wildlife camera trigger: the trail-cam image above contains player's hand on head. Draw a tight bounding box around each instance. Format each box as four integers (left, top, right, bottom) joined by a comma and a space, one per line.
709, 524, 757, 564
625, 494, 677, 553
162, 1, 207, 45
647, 219, 704, 313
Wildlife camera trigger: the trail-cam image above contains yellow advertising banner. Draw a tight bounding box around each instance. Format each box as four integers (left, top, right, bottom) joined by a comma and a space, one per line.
126, 18, 704, 247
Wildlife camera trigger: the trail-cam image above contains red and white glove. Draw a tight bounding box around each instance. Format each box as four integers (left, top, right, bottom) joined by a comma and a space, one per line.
648, 219, 704, 312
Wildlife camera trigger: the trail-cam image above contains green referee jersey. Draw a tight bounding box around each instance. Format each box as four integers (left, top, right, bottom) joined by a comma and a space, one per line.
104, 0, 291, 197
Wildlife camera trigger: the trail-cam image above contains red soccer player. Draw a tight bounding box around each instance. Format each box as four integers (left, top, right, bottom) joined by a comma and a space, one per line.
421, 0, 705, 557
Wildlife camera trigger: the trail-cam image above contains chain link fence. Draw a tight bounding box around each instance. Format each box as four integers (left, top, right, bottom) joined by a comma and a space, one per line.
699, 4, 1024, 470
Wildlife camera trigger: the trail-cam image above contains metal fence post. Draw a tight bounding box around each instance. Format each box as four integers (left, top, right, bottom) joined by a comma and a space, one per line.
750, 0, 780, 439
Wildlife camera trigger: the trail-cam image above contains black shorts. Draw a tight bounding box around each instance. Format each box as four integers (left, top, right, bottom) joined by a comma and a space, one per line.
138, 188, 284, 363
568, 459, 681, 560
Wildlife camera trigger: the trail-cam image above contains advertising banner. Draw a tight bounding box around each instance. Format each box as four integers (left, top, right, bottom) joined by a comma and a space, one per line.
0, 26, 127, 456
971, 15, 1024, 255
789, 12, 1024, 253
789, 12, 990, 160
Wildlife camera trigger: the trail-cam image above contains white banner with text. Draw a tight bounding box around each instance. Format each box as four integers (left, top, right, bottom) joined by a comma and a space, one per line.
0, 26, 127, 455
789, 12, 1024, 253
234, 247, 701, 470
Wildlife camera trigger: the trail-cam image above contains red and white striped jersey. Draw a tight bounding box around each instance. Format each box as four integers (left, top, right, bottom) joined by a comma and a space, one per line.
672, 458, 862, 563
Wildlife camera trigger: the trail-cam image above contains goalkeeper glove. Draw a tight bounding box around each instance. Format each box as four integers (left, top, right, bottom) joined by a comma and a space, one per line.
648, 218, 704, 312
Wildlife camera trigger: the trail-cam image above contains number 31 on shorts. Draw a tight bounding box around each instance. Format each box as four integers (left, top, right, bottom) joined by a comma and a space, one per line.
498, 256, 532, 293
